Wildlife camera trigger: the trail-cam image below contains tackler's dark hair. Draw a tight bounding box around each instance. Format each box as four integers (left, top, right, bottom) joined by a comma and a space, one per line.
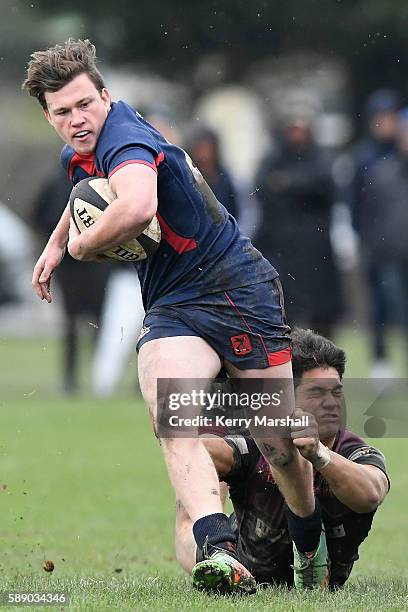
291, 328, 346, 386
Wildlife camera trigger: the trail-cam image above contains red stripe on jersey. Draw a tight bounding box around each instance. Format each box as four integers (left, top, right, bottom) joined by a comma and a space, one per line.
69, 152, 96, 180
155, 151, 165, 166
156, 212, 197, 254
108, 159, 158, 177
267, 347, 292, 366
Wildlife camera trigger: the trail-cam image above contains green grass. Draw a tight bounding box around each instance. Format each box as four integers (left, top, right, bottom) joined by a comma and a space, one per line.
0, 331, 407, 610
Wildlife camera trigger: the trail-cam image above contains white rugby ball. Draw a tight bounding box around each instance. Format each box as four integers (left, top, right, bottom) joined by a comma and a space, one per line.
69, 177, 161, 262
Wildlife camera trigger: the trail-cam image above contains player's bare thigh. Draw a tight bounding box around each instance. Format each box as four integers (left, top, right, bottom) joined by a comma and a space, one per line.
138, 335, 222, 424
225, 359, 295, 461
224, 359, 293, 380
224, 360, 295, 417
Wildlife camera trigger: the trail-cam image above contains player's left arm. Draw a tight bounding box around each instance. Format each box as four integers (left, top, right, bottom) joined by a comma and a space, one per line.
316, 450, 389, 514
68, 163, 158, 261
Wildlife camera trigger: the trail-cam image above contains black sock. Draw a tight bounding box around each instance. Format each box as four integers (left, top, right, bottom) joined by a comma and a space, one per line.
285, 500, 322, 553
193, 513, 237, 553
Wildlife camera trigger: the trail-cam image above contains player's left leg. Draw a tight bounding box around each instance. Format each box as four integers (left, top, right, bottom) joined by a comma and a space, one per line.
225, 358, 329, 591
215, 279, 329, 590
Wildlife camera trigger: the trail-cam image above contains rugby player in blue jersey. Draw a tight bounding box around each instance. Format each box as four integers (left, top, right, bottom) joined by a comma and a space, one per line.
176, 329, 389, 590
24, 39, 330, 592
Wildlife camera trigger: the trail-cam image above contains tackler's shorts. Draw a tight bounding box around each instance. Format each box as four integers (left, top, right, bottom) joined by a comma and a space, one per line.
136, 279, 291, 369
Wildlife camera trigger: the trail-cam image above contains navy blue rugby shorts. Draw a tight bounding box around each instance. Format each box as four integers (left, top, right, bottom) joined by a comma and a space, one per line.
136, 279, 291, 369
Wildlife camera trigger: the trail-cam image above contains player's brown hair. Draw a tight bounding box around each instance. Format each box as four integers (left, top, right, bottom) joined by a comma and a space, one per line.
22, 38, 105, 110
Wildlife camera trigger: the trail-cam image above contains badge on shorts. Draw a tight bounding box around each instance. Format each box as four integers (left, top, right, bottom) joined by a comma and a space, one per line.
230, 333, 252, 355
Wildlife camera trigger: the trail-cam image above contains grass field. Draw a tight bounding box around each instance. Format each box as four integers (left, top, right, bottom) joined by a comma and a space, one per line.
1, 331, 407, 610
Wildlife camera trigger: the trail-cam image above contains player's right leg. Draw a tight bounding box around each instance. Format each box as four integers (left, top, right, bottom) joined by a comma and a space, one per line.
138, 336, 224, 521
138, 334, 256, 594
175, 499, 197, 574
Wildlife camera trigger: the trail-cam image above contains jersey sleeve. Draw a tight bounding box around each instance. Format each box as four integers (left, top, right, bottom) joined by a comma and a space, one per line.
222, 435, 261, 487
97, 121, 161, 178
339, 442, 390, 489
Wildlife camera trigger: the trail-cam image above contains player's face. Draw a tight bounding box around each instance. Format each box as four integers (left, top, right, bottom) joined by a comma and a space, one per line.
44, 73, 111, 155
295, 367, 344, 441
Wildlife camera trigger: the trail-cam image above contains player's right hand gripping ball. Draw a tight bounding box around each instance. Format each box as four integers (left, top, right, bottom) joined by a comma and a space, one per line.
70, 177, 161, 262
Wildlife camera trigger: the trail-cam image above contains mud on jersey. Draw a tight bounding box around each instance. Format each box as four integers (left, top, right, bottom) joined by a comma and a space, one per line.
61, 101, 276, 310
223, 430, 389, 587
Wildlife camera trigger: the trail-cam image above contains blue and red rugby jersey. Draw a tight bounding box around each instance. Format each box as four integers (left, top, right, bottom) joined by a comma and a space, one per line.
61, 100, 277, 310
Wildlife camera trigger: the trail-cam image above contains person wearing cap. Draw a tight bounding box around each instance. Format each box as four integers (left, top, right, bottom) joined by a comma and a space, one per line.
254, 91, 341, 339
361, 105, 408, 374
347, 89, 402, 379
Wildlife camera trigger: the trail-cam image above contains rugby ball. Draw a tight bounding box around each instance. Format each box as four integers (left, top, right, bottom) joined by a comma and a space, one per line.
69, 177, 161, 262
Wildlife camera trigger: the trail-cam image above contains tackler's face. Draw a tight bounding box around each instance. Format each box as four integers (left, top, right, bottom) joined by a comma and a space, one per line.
295, 367, 344, 441
44, 73, 111, 155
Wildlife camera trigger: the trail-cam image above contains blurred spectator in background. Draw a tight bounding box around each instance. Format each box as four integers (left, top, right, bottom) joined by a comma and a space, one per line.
347, 89, 402, 378
363, 107, 408, 373
188, 127, 239, 219
91, 264, 143, 397
0, 203, 33, 307
254, 91, 341, 339
147, 106, 183, 146
0, 259, 15, 307
33, 166, 111, 393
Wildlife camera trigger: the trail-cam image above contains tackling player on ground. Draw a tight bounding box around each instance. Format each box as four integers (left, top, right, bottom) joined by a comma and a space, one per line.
24, 39, 330, 592
176, 329, 389, 589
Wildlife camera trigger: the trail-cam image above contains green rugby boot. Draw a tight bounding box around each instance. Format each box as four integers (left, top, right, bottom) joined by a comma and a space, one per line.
192, 549, 257, 595
293, 530, 330, 591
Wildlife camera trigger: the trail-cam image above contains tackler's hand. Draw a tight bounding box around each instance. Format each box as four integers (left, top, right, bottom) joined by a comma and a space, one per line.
291, 408, 319, 462
291, 409, 331, 470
